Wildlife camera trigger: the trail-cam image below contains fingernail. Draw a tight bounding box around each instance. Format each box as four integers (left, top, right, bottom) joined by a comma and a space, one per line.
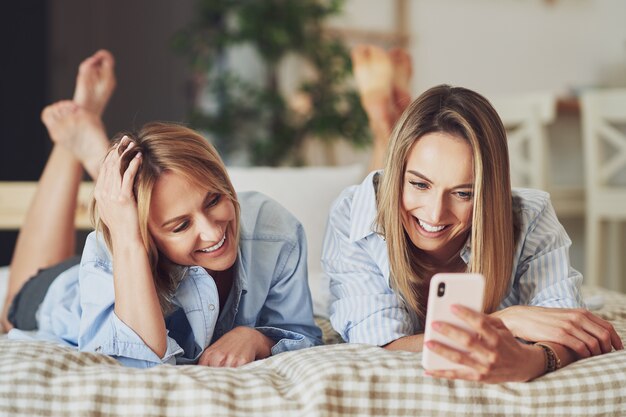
451, 304, 461, 313
135, 152, 142, 159
431, 322, 441, 330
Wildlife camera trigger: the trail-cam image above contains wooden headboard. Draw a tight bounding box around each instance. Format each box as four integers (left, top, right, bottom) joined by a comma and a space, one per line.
0, 182, 94, 230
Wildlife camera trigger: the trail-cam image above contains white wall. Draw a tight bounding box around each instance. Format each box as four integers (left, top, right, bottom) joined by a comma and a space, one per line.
412, 0, 626, 95
334, 0, 626, 96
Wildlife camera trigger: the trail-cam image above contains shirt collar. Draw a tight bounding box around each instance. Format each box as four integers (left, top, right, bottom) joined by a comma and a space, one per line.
234, 243, 248, 295
460, 236, 471, 264
349, 170, 381, 242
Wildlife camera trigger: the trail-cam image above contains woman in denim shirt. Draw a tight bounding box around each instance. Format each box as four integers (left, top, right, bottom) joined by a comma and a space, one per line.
1, 51, 321, 367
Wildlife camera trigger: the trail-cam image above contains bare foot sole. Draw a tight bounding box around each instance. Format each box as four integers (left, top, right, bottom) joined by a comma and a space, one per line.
73, 49, 116, 117
388, 47, 413, 116
41, 101, 110, 179
351, 45, 395, 115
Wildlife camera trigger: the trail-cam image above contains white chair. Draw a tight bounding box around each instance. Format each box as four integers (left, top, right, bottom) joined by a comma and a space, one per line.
581, 89, 626, 290
490, 93, 554, 190
490, 93, 584, 217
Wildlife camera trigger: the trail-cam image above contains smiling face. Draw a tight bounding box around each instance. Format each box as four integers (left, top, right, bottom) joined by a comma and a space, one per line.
148, 171, 238, 274
401, 131, 474, 264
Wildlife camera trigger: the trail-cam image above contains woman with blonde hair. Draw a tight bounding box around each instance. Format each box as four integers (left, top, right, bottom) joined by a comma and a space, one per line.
322, 84, 622, 382
2, 51, 321, 368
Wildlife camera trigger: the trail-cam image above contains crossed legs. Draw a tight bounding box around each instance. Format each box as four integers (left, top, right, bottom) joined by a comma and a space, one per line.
1, 50, 115, 332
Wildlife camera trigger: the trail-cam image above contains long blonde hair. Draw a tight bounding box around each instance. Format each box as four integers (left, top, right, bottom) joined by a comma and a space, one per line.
90, 122, 240, 312
376, 85, 514, 319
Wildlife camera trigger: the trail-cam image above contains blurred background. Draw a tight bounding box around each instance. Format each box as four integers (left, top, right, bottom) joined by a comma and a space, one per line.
1, 0, 625, 289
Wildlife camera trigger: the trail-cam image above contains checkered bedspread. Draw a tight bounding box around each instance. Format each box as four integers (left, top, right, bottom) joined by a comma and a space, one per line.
1, 286, 625, 417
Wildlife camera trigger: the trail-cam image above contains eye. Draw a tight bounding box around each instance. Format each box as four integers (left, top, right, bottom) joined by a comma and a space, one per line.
206, 194, 222, 208
408, 180, 429, 190
172, 220, 190, 233
455, 191, 473, 201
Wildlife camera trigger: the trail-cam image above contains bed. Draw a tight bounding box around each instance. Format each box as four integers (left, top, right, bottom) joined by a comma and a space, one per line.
1, 167, 625, 416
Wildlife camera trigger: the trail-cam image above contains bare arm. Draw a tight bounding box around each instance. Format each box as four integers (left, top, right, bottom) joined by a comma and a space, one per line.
383, 333, 425, 352
492, 305, 623, 357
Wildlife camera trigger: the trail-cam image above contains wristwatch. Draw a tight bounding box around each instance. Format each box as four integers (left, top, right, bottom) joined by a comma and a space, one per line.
535, 342, 561, 373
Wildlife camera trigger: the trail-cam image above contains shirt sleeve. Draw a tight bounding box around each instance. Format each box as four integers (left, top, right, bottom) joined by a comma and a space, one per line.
322, 194, 415, 346
514, 195, 584, 309
77, 232, 184, 368
254, 223, 323, 354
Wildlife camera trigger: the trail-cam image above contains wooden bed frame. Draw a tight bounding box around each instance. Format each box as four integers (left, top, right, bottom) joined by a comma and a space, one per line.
0, 181, 94, 230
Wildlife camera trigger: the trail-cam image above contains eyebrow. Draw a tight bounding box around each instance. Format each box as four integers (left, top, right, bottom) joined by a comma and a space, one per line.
406, 169, 473, 189
160, 191, 215, 228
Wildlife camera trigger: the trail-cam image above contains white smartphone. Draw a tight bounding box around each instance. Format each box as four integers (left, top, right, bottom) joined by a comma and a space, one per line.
422, 273, 485, 371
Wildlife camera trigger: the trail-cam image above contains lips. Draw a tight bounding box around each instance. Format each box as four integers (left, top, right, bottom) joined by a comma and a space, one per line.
412, 217, 450, 236
418, 219, 446, 233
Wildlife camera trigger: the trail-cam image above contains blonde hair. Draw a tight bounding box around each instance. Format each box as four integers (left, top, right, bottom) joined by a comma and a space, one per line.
376, 85, 514, 319
90, 122, 240, 312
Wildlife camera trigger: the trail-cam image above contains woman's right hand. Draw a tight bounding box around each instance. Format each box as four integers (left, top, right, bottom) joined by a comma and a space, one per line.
93, 136, 142, 240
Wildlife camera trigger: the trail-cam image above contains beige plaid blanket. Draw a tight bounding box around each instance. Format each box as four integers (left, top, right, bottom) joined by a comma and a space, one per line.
1, 286, 625, 417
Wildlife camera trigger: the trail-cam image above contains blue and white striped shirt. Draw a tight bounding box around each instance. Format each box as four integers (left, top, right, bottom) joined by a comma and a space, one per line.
321, 171, 584, 346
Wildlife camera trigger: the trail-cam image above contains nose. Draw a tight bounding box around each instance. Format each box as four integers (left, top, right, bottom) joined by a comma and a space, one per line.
197, 215, 223, 243
426, 193, 446, 223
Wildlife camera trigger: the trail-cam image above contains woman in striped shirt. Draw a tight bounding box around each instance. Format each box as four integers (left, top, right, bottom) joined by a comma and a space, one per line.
322, 78, 622, 383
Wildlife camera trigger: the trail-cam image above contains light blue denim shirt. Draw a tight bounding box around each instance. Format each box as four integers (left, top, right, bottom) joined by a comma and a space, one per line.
10, 191, 322, 367
322, 171, 584, 346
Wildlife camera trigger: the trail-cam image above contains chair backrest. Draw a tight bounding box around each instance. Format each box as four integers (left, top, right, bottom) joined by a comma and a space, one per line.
581, 89, 626, 196
489, 93, 556, 189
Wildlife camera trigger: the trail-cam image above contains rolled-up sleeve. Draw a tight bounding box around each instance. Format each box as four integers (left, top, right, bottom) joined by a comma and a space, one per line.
514, 194, 584, 309
256, 223, 323, 353
322, 191, 414, 346
77, 232, 184, 368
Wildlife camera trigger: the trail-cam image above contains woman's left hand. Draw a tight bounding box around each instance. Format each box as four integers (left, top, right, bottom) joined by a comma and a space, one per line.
424, 305, 544, 383
198, 326, 274, 367
493, 306, 623, 358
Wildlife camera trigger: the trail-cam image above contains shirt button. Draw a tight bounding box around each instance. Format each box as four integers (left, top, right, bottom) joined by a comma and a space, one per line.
208, 304, 216, 311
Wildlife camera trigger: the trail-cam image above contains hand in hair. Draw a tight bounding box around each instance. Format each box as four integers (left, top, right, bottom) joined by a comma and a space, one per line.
94, 136, 142, 240
424, 305, 547, 383
492, 305, 623, 358
197, 326, 275, 367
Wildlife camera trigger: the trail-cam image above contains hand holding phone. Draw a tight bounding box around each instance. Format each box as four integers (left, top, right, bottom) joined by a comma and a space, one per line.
422, 273, 485, 371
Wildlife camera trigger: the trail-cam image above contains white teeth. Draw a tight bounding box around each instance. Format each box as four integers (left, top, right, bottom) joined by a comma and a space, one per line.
199, 234, 226, 253
418, 219, 445, 233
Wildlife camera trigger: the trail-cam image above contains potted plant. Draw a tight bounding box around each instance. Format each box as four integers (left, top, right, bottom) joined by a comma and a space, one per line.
173, 0, 370, 166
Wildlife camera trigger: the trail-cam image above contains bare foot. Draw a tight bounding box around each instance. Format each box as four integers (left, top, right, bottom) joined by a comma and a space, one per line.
388, 47, 413, 118
41, 101, 110, 179
73, 49, 116, 117
351, 45, 395, 134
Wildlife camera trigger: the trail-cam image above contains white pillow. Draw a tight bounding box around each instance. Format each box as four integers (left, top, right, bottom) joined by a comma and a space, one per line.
227, 164, 365, 316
